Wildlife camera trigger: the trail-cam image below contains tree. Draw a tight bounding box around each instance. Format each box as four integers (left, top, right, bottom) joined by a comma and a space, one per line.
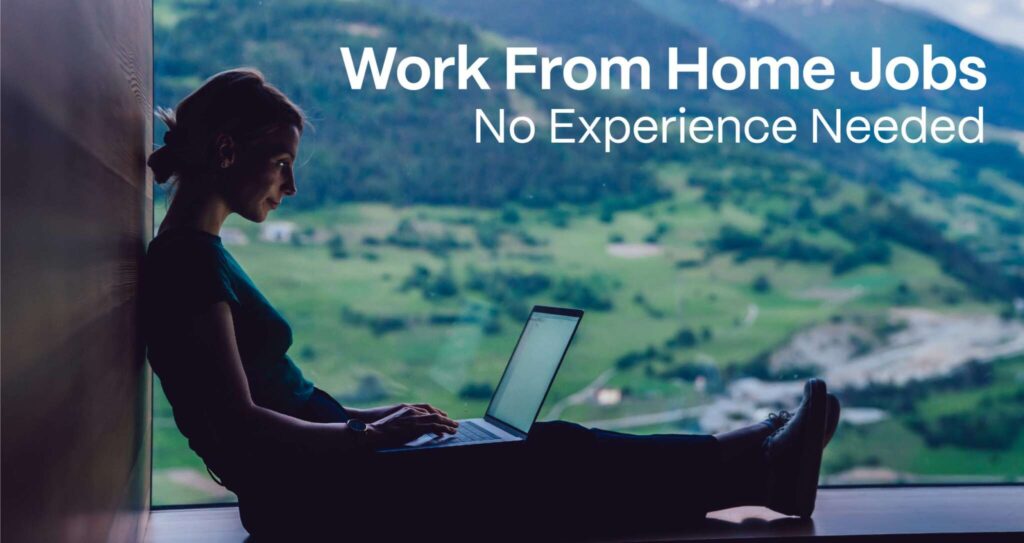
328, 233, 348, 259
795, 198, 816, 220
458, 382, 494, 400
666, 328, 698, 348
426, 268, 459, 298
500, 205, 521, 224
713, 225, 762, 252
547, 207, 570, 228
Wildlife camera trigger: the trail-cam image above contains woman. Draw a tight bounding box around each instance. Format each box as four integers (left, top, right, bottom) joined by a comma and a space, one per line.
143, 68, 841, 540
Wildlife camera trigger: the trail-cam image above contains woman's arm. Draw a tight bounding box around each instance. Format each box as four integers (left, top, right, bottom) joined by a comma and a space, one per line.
189, 302, 357, 451
187, 302, 457, 452
346, 403, 450, 424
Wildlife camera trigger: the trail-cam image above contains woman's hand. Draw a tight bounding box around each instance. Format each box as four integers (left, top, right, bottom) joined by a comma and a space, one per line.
363, 405, 459, 450
347, 402, 450, 424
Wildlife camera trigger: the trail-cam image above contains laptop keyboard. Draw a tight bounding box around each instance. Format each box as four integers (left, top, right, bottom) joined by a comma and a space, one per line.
418, 420, 502, 448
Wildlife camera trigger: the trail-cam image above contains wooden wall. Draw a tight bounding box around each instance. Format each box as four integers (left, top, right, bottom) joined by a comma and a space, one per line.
1, 0, 153, 541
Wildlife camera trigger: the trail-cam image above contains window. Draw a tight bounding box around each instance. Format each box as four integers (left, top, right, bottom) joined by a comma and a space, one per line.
153, 0, 1024, 506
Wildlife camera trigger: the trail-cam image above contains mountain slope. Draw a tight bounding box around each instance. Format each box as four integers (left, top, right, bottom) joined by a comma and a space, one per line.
409, 0, 711, 109
155, 0, 664, 209
635, 0, 894, 111
729, 0, 1024, 129
409, 0, 832, 118
638, 0, 810, 59
405, 0, 918, 183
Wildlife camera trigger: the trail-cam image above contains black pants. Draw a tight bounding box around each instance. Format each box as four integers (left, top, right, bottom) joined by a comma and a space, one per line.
231, 388, 727, 540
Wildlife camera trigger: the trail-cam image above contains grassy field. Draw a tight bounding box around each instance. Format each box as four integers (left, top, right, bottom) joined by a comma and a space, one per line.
152, 173, 1021, 504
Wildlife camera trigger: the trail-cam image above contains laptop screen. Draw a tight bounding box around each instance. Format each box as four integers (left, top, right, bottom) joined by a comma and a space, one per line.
486, 308, 581, 434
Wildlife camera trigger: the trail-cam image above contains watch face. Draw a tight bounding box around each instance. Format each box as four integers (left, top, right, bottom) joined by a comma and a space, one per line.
349, 420, 367, 432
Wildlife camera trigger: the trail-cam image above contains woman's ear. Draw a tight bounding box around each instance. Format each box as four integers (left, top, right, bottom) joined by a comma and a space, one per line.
214, 133, 236, 169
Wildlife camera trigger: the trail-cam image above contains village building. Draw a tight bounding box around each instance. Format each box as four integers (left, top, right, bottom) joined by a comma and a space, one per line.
260, 221, 297, 243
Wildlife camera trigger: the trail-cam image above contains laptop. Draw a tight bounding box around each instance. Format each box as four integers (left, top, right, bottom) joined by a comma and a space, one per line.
379, 305, 583, 453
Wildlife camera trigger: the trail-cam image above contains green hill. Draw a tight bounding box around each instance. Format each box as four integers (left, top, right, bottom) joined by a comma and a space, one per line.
155, 0, 665, 210
395, 0, 1024, 285
730, 0, 1024, 129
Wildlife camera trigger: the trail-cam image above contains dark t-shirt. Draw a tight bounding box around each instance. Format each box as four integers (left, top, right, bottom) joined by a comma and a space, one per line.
141, 227, 315, 475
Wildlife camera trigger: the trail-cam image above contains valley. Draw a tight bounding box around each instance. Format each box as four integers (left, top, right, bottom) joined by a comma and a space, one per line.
151, 0, 1024, 505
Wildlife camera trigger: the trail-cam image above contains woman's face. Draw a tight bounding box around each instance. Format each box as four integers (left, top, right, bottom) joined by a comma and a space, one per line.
222, 124, 300, 222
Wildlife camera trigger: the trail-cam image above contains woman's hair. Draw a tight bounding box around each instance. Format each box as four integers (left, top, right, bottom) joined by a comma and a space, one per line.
147, 67, 307, 188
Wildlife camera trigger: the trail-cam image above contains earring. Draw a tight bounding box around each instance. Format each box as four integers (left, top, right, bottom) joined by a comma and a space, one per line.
221, 160, 230, 169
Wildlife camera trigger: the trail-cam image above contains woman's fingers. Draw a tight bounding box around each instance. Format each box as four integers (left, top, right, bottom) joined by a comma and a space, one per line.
388, 405, 426, 422
402, 403, 437, 418
417, 412, 459, 428
394, 409, 456, 427
413, 403, 448, 417
393, 402, 450, 419
376, 406, 414, 424
403, 413, 458, 434
370, 407, 459, 448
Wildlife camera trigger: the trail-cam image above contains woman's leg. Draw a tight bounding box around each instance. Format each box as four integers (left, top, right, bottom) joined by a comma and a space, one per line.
335, 421, 732, 538
714, 420, 778, 463
529, 421, 767, 527
237, 421, 730, 540
525, 379, 836, 519
237, 383, 834, 538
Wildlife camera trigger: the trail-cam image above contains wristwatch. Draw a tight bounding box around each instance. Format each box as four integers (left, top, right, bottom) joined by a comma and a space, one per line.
348, 419, 368, 449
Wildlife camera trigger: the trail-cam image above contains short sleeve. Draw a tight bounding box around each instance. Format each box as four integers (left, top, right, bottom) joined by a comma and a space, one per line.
184, 245, 240, 312
148, 237, 240, 319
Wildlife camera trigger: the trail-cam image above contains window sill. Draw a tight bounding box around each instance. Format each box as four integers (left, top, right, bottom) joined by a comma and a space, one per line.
680, 485, 1024, 541
147, 485, 1024, 542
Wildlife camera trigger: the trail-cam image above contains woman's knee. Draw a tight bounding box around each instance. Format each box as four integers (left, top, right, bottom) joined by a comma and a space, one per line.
528, 420, 595, 445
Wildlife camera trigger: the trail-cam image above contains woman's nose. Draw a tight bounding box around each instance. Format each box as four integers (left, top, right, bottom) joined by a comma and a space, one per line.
283, 176, 297, 196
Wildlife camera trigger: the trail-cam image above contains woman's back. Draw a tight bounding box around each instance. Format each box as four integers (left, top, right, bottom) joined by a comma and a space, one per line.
142, 227, 314, 474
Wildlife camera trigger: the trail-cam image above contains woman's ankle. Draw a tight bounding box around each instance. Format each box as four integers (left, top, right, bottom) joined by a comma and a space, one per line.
714, 419, 776, 463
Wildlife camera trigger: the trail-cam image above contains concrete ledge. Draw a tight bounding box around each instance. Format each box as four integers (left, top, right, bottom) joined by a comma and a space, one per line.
146, 486, 1024, 542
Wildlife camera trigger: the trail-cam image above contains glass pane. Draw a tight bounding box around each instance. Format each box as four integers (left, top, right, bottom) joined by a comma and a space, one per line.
153, 0, 1024, 506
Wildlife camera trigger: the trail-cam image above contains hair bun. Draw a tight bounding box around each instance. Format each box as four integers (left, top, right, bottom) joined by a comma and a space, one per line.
147, 145, 178, 184
163, 130, 180, 146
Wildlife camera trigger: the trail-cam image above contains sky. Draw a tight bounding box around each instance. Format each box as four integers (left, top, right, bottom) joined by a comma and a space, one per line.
879, 0, 1024, 49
